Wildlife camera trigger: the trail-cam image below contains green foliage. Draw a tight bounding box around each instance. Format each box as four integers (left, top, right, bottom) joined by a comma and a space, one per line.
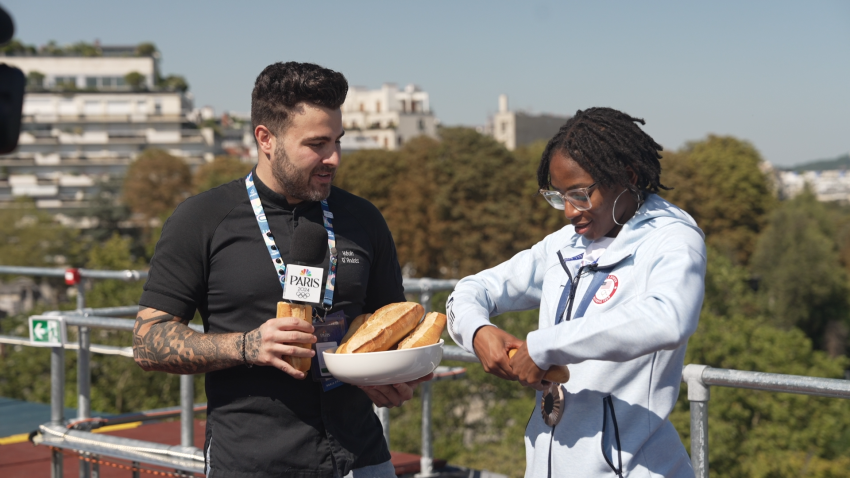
660, 135, 775, 265
670, 249, 850, 477
158, 74, 189, 92
25, 70, 45, 89
64, 41, 101, 57
337, 129, 563, 278
122, 149, 192, 222
0, 199, 82, 268
135, 42, 158, 57
124, 71, 146, 91
0, 38, 37, 55
750, 190, 849, 354
390, 304, 539, 478
193, 156, 253, 194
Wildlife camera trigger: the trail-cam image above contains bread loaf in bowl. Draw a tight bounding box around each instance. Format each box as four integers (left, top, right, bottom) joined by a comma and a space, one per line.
398, 312, 446, 350
336, 302, 424, 354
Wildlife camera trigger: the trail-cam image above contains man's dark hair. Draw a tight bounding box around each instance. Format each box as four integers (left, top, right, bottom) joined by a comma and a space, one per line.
251, 62, 348, 135
536, 107, 668, 194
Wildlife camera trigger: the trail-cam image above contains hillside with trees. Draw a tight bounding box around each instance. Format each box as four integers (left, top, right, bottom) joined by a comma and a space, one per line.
1, 133, 849, 477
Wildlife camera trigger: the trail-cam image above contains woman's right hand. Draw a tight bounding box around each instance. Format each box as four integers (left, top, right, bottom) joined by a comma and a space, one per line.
472, 325, 524, 380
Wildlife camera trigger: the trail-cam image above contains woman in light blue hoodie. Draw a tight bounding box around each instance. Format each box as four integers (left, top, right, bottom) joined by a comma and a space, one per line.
447, 107, 706, 478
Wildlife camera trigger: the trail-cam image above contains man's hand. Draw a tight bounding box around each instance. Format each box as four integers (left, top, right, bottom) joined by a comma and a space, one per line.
472, 325, 523, 380
246, 317, 317, 379
358, 373, 434, 408
509, 341, 547, 391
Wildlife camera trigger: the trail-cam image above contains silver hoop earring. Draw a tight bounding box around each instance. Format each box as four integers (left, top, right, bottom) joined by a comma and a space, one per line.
612, 189, 629, 226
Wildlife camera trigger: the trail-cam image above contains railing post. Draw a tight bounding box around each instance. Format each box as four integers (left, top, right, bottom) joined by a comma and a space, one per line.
180, 374, 194, 448
51, 345, 65, 478
374, 405, 390, 447
77, 280, 91, 478
417, 380, 435, 477
683, 364, 710, 478
416, 280, 436, 477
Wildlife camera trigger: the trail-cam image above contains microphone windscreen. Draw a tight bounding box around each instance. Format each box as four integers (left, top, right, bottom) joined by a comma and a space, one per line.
290, 220, 328, 266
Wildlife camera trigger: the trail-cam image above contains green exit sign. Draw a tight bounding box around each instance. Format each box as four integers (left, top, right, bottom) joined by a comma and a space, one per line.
28, 316, 66, 346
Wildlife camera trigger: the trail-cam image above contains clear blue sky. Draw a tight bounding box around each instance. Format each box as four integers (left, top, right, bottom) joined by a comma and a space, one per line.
3, 0, 848, 166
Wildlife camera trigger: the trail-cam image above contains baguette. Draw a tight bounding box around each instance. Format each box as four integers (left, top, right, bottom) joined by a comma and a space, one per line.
398, 312, 446, 349
508, 349, 570, 384
336, 302, 424, 354
278, 302, 312, 373
338, 313, 370, 349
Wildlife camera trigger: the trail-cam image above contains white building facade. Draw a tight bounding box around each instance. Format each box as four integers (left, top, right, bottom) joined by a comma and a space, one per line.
0, 53, 214, 212
340, 83, 438, 151
487, 94, 568, 151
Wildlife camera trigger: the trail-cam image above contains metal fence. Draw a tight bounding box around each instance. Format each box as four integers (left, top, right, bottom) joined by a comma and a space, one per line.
3, 265, 850, 478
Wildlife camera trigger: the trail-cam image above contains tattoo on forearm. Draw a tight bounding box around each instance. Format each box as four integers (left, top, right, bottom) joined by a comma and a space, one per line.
245, 329, 262, 363
133, 308, 243, 374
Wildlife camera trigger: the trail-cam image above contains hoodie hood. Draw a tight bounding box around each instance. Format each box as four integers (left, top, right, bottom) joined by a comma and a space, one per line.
572, 193, 704, 268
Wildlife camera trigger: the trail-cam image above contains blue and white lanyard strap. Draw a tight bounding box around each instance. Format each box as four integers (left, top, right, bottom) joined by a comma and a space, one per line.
245, 171, 338, 310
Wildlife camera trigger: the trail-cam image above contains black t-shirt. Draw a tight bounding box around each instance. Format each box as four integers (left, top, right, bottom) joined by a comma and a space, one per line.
140, 170, 405, 478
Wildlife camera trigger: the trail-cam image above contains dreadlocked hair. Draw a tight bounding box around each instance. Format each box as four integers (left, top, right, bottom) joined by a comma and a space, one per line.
536, 107, 669, 195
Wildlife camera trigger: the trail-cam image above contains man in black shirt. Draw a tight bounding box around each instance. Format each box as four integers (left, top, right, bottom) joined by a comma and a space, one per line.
133, 62, 427, 478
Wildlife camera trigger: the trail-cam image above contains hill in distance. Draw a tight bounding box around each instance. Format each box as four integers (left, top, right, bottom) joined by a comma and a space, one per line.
789, 153, 850, 172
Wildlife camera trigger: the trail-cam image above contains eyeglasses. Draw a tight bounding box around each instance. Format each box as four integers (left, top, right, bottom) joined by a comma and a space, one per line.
539, 183, 597, 211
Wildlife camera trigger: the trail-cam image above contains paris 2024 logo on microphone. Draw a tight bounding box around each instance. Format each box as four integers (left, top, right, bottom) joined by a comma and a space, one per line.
283, 266, 325, 303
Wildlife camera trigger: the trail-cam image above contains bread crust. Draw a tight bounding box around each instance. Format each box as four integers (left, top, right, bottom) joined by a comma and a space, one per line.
398, 312, 446, 349
339, 313, 370, 349
336, 302, 424, 354
278, 302, 312, 373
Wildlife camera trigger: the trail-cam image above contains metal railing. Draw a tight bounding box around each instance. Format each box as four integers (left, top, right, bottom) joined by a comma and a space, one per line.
0, 265, 458, 477
5, 265, 850, 477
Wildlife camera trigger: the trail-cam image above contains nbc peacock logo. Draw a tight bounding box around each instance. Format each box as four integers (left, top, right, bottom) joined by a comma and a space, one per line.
300, 269, 312, 277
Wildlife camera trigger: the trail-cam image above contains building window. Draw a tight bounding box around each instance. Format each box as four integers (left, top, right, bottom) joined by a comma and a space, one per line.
400, 100, 406, 112
383, 137, 388, 148
359, 103, 364, 112
418, 119, 425, 131
501, 121, 507, 133
398, 136, 403, 145
411, 101, 417, 113
54, 76, 76, 88
376, 101, 381, 113
85, 77, 98, 88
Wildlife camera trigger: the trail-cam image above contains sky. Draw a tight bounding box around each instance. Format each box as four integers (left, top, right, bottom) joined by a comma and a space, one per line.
2, 0, 848, 167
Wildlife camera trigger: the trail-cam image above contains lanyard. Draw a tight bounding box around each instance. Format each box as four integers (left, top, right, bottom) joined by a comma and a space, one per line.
245, 172, 338, 310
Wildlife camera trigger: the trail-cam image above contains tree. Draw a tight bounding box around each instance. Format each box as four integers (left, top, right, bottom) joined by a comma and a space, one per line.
193, 155, 253, 194
122, 149, 192, 222
65, 41, 100, 57
750, 190, 850, 355
1, 39, 37, 56
668, 248, 850, 477
124, 71, 146, 91
0, 198, 82, 268
660, 135, 775, 265
158, 74, 189, 92
26, 70, 45, 90
135, 42, 157, 57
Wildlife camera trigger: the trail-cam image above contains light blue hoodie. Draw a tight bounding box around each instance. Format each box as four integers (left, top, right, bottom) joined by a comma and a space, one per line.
447, 194, 706, 478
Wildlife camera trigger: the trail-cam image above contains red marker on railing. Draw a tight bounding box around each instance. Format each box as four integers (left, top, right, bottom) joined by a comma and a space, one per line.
64, 268, 81, 285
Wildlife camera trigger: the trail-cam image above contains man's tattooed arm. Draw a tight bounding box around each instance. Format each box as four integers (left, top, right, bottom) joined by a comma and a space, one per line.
133, 307, 261, 374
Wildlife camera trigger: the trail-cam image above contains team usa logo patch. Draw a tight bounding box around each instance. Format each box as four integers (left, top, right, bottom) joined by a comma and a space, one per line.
593, 275, 619, 304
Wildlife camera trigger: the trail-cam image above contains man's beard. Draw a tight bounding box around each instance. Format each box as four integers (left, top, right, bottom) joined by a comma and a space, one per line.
271, 142, 334, 202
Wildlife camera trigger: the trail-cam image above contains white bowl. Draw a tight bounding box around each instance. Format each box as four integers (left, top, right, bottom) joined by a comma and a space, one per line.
322, 340, 443, 386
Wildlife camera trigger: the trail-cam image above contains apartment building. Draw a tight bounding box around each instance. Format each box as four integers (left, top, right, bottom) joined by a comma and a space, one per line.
0, 47, 214, 212
340, 83, 438, 151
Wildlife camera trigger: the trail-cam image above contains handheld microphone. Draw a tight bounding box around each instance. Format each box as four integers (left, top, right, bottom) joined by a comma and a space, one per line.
289, 220, 328, 267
